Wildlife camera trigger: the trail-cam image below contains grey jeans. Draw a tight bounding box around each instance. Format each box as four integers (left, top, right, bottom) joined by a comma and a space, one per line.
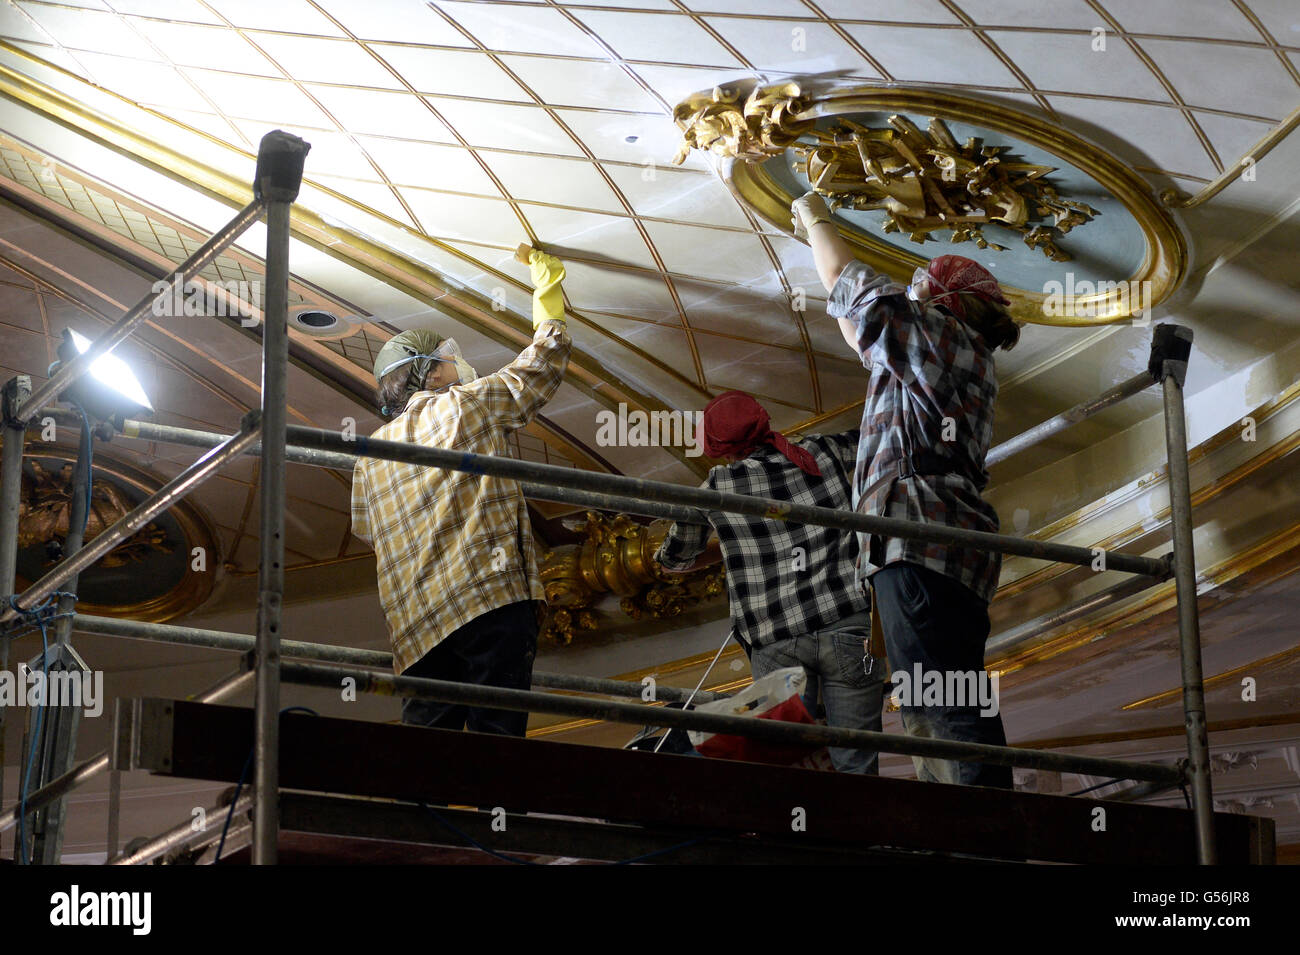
749, 611, 885, 774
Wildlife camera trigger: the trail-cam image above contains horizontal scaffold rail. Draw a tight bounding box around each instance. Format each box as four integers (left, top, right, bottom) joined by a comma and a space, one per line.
68, 613, 728, 705
279, 660, 1183, 785
0, 423, 261, 623
36, 411, 1169, 576
285, 424, 1171, 578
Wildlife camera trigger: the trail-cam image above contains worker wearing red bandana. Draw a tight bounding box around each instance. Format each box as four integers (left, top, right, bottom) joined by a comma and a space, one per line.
656, 391, 884, 774
794, 191, 1021, 789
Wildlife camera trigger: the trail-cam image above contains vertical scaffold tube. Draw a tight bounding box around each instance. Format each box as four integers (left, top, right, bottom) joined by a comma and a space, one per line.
251, 130, 309, 866
1151, 324, 1216, 865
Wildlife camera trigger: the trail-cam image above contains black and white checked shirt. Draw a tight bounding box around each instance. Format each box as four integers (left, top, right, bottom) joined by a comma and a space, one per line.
828, 260, 1003, 604
654, 431, 868, 650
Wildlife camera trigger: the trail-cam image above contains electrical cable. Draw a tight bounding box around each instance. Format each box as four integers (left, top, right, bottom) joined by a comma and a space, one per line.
214, 706, 319, 863
5, 591, 76, 864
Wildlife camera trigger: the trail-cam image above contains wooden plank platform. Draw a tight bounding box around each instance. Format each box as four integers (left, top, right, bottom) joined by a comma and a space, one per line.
119, 698, 1275, 865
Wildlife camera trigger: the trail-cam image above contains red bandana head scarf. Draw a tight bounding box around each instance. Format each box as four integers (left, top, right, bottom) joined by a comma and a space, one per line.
702, 391, 821, 477
923, 254, 1011, 321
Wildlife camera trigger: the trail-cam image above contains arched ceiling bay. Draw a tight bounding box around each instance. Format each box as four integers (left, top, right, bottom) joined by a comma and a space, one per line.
0, 0, 1295, 485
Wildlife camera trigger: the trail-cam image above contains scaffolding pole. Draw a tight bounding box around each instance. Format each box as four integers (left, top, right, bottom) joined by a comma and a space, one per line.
987, 370, 1156, 466
41, 410, 711, 525
11, 199, 266, 426
28, 413, 92, 863
109, 790, 257, 866
287, 425, 1169, 578
0, 668, 253, 836
1151, 325, 1216, 864
250, 130, 309, 866
69, 613, 729, 705
0, 374, 31, 821
0, 423, 261, 623
0, 140, 1215, 868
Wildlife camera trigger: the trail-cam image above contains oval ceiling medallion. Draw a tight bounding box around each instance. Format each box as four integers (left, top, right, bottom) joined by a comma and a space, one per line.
673, 79, 1188, 327
13, 444, 219, 622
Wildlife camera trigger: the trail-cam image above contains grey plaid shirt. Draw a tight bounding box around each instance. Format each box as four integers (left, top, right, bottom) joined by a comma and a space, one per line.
828, 261, 1002, 604
654, 431, 868, 650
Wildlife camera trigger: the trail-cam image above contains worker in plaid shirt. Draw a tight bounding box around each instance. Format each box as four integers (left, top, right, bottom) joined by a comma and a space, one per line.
351, 252, 570, 737
795, 192, 1022, 789
655, 391, 885, 774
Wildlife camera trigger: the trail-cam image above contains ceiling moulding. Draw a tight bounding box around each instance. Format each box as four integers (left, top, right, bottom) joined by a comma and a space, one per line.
992, 365, 1300, 595
991, 516, 1300, 686
0, 44, 710, 479
673, 77, 1189, 327
1160, 102, 1300, 210
988, 372, 1300, 614
984, 385, 1300, 676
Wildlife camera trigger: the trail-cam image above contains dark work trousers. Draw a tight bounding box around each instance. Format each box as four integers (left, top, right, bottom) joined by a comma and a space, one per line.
400, 600, 539, 737
871, 562, 1013, 789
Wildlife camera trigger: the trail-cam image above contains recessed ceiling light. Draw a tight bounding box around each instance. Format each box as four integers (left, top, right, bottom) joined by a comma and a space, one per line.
294, 310, 339, 329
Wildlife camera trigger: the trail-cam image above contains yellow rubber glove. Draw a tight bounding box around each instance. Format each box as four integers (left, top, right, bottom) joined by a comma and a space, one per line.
529, 250, 567, 328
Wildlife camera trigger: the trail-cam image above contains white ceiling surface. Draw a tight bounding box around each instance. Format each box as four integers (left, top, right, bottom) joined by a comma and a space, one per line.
0, 0, 1296, 481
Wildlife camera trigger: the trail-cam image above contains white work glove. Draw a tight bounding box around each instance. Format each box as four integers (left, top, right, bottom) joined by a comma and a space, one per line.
791, 191, 834, 242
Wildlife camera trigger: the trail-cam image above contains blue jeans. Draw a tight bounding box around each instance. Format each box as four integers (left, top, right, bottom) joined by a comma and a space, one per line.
749, 611, 885, 774
871, 563, 1012, 789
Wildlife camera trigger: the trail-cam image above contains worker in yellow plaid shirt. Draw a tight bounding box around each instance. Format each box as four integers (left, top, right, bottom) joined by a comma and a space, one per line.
350, 252, 572, 736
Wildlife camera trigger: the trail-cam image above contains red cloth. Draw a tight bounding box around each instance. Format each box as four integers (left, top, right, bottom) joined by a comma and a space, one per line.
702, 391, 821, 477
924, 254, 1010, 321
693, 694, 822, 765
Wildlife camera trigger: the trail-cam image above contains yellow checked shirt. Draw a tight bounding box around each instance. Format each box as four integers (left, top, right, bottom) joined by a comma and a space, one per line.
350, 320, 572, 674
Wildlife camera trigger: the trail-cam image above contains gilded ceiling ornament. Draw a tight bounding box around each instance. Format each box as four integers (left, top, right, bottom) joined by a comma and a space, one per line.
19, 460, 171, 567
674, 79, 1097, 262
539, 512, 723, 645
673, 80, 1187, 326
672, 79, 815, 166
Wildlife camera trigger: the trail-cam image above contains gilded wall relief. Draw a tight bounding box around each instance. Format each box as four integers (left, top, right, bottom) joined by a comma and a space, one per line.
10, 439, 218, 621
674, 78, 1187, 326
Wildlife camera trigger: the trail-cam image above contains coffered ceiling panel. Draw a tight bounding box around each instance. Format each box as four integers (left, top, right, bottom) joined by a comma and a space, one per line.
603, 164, 751, 229
308, 90, 452, 140
1104, 0, 1263, 41
484, 151, 625, 213
1141, 39, 1296, 117
499, 55, 664, 113
433, 1, 607, 58
371, 46, 532, 101
249, 33, 409, 88
987, 30, 1173, 102
205, 0, 348, 35
313, 0, 470, 44
958, 0, 1102, 29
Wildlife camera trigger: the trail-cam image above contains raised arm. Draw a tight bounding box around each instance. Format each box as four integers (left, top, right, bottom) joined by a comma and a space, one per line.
792, 192, 862, 353
460, 251, 573, 431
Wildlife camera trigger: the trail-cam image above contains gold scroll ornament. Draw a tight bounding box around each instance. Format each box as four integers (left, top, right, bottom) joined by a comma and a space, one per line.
673, 79, 1098, 262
